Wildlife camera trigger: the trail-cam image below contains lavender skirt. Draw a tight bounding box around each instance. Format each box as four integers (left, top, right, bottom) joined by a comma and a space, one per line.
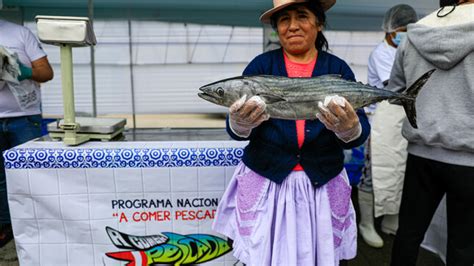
212, 162, 357, 266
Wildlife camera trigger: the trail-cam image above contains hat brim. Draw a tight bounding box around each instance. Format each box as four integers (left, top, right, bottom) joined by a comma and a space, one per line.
260, 0, 336, 24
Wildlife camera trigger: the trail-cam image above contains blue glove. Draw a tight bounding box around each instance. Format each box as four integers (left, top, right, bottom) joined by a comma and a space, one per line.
17, 61, 33, 81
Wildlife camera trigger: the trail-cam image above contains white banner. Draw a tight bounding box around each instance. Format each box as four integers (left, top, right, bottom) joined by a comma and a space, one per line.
5, 141, 245, 266
4, 140, 447, 265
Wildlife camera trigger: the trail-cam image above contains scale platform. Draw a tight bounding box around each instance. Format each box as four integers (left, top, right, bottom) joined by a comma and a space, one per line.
48, 117, 126, 142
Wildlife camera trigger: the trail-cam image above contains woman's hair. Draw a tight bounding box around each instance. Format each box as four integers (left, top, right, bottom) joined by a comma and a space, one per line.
270, 1, 329, 51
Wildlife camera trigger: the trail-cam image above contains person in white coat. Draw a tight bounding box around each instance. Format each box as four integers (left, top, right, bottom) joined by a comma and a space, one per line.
357, 4, 417, 248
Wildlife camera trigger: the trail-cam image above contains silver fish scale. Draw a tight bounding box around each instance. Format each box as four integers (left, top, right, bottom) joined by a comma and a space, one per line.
246, 75, 407, 119
199, 69, 435, 126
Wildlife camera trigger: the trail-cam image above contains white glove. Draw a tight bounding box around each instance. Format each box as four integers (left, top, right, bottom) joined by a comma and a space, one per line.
316, 95, 362, 143
229, 95, 270, 138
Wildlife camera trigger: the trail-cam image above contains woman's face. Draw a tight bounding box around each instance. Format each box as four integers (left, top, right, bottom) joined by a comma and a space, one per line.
276, 6, 321, 55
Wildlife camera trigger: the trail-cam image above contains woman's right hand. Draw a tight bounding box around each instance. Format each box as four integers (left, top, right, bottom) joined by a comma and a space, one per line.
229, 95, 270, 137
316, 96, 362, 143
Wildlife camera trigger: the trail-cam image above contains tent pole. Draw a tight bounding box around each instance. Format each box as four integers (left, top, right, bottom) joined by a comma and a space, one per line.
128, 19, 137, 136
88, 0, 97, 117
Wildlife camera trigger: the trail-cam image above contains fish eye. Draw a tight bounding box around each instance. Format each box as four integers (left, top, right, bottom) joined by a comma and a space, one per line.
216, 87, 224, 97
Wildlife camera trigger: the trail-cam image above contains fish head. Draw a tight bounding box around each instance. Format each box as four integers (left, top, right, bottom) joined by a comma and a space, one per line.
198, 77, 252, 107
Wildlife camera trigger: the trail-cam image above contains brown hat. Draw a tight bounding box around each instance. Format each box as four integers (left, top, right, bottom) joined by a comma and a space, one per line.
260, 0, 336, 24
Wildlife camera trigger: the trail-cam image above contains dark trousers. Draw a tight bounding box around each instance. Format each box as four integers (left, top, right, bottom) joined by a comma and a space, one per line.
0, 115, 43, 224
391, 154, 474, 266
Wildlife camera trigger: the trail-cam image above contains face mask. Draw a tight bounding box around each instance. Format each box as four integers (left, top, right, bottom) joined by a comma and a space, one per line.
392, 32, 407, 46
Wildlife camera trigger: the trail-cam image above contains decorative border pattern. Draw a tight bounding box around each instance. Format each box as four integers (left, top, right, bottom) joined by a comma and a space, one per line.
3, 148, 244, 169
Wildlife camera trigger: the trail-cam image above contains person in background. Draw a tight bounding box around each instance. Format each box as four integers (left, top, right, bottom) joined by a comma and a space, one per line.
357, 4, 418, 248
212, 0, 370, 265
0, 18, 53, 247
387, 0, 474, 265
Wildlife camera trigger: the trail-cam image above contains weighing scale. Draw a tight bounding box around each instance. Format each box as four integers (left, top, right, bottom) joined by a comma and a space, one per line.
36, 16, 126, 145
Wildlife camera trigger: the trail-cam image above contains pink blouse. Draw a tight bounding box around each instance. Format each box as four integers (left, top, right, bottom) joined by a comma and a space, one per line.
283, 52, 317, 171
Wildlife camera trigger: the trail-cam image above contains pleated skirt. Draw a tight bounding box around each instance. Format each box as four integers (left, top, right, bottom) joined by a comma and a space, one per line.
212, 162, 357, 266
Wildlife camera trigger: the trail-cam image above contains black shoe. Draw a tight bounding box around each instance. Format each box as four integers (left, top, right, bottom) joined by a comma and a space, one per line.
0, 224, 13, 248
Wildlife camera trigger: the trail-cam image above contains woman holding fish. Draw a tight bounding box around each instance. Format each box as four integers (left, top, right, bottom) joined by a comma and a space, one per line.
211, 0, 370, 265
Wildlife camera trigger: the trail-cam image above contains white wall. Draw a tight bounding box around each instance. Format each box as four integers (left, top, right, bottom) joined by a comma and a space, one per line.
326, 31, 384, 84
27, 21, 384, 117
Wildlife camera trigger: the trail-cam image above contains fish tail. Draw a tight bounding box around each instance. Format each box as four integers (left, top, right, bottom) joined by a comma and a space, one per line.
400, 69, 436, 128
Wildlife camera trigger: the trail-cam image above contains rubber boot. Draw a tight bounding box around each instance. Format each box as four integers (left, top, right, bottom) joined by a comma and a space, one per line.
358, 190, 384, 248
381, 214, 398, 235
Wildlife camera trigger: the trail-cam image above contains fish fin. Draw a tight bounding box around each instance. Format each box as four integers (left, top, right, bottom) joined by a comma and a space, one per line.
318, 74, 343, 80
400, 69, 436, 128
323, 74, 342, 78
401, 100, 418, 129
256, 93, 286, 104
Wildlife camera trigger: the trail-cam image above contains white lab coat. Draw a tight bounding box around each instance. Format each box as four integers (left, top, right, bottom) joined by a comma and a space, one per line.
367, 41, 408, 217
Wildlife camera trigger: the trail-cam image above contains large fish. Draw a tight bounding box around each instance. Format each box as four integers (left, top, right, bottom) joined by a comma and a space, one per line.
198, 69, 435, 128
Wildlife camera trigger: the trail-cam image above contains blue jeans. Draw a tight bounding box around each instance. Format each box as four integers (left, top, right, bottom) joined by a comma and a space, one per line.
0, 115, 43, 224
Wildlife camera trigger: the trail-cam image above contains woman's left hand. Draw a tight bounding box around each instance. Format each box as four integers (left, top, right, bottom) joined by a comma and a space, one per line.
316, 96, 362, 143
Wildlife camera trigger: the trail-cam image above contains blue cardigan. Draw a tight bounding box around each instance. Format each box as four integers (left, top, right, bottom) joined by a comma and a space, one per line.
227, 48, 370, 187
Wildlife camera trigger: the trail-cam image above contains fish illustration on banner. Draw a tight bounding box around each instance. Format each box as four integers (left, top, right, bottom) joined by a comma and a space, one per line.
105, 227, 232, 265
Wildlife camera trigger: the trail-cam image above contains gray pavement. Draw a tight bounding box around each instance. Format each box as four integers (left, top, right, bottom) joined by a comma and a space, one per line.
350, 226, 444, 266
349, 188, 445, 266
0, 240, 18, 266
